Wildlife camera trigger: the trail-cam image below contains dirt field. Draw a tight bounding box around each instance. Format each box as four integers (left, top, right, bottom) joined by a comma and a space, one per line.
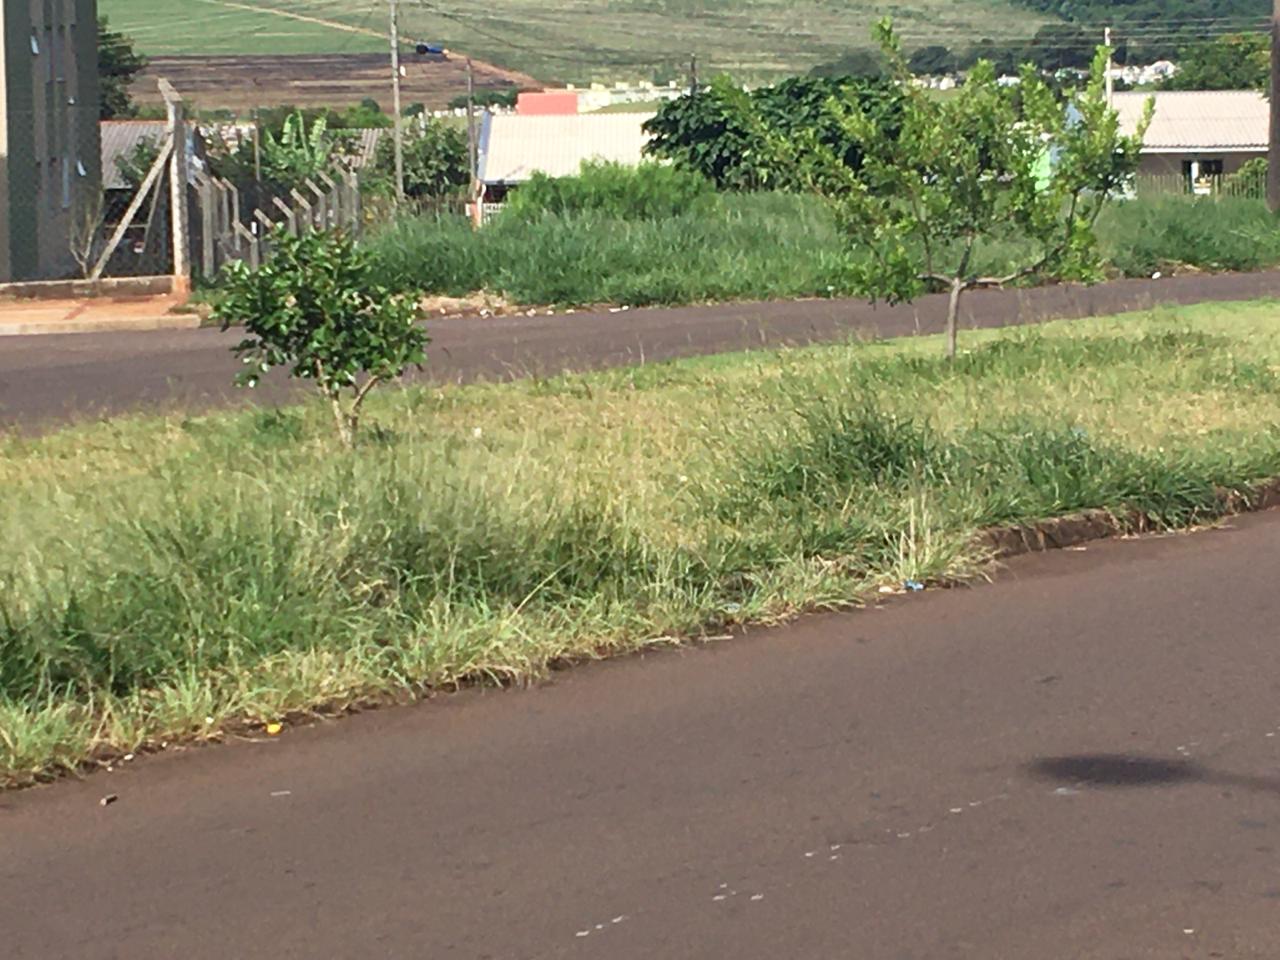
132, 54, 539, 113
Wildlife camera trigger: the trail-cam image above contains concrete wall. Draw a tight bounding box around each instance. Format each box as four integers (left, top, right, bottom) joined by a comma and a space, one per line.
0, 1, 17, 282
1, 0, 102, 282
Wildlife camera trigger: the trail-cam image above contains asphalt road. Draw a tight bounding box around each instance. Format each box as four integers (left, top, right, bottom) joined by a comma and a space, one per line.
4, 270, 1280, 428
3, 509, 1279, 958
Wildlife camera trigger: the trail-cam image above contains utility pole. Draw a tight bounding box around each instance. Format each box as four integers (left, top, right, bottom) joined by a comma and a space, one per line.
159, 79, 191, 295
252, 107, 262, 186
1269, 0, 1280, 212
389, 0, 406, 205
689, 54, 699, 96
466, 58, 478, 191
1104, 26, 1113, 107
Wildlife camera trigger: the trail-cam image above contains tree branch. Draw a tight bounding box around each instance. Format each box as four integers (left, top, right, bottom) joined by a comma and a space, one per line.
352, 375, 381, 415
917, 272, 954, 288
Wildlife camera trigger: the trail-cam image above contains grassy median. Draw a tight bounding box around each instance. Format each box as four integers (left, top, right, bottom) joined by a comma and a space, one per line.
4, 300, 1280, 785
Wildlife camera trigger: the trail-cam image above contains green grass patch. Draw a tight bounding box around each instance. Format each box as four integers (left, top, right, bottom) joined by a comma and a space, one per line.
364, 192, 1280, 309
101, 0, 387, 56
4, 301, 1280, 784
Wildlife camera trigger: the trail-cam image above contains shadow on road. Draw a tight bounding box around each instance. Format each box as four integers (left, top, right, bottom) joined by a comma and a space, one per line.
1027, 753, 1280, 796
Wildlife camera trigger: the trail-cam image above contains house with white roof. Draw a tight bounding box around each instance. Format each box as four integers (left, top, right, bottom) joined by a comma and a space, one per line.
1113, 90, 1266, 187
474, 112, 655, 218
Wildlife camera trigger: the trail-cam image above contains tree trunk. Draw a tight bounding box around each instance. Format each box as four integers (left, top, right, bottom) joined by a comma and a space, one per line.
946, 280, 963, 360
329, 393, 353, 447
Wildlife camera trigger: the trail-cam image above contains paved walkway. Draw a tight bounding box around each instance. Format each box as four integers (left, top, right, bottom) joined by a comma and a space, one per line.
0, 293, 198, 337
3, 270, 1280, 429
4, 510, 1279, 958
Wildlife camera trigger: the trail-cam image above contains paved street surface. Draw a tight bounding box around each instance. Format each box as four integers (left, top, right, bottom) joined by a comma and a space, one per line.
3, 510, 1278, 959
4, 270, 1280, 429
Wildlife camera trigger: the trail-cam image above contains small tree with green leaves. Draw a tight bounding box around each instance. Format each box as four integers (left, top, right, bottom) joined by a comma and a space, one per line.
372, 118, 469, 200
214, 230, 427, 446
797, 21, 1148, 358
260, 111, 340, 189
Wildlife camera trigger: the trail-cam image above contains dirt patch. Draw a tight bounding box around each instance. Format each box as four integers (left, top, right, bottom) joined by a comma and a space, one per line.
133, 53, 538, 113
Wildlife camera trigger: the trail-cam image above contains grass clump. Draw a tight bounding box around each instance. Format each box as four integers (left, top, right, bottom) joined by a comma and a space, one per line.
502, 161, 715, 222
3, 301, 1280, 784
1101, 195, 1280, 277
362, 187, 1280, 310
366, 190, 850, 306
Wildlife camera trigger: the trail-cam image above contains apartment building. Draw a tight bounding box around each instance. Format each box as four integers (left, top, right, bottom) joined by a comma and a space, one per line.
1, 0, 101, 282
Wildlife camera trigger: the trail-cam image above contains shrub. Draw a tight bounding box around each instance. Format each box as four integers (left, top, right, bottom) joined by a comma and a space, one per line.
214, 229, 427, 445
501, 160, 713, 222
1100, 195, 1280, 276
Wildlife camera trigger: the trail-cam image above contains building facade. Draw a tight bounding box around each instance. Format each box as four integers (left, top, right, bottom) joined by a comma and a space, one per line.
1113, 90, 1266, 190
1, 0, 101, 282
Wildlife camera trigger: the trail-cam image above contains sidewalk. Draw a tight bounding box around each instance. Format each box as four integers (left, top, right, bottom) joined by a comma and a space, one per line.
0, 294, 200, 336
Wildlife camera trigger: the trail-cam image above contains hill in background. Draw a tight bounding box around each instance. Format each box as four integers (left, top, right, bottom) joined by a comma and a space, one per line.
101, 0, 1052, 85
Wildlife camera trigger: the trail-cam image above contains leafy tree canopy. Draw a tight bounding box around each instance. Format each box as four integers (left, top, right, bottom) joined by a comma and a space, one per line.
371, 119, 470, 200
643, 74, 904, 190
789, 21, 1148, 358
98, 18, 147, 120
215, 229, 427, 447
1162, 33, 1268, 90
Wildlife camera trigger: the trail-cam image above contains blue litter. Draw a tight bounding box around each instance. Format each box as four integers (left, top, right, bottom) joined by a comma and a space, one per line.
903, 580, 925, 592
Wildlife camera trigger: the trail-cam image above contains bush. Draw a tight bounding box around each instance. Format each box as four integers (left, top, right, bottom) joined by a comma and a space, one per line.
364, 190, 850, 305
501, 161, 713, 222
213, 229, 427, 445
362, 183, 1280, 309
1100, 195, 1280, 276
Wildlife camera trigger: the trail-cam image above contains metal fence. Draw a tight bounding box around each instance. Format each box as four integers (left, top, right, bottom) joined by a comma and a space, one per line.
1133, 174, 1265, 201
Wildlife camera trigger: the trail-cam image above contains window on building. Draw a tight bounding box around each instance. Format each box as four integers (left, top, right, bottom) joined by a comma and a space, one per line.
1182, 159, 1226, 195
45, 28, 55, 83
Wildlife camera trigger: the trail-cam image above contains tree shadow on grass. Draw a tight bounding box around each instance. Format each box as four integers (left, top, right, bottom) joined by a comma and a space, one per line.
1027, 753, 1280, 796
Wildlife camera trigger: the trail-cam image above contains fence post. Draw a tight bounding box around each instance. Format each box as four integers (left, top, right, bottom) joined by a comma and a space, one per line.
290, 189, 315, 231
220, 178, 242, 252
254, 209, 277, 259
317, 172, 338, 229
159, 79, 191, 295
272, 197, 298, 236
304, 178, 329, 228
234, 222, 259, 269
195, 172, 215, 279
345, 170, 362, 234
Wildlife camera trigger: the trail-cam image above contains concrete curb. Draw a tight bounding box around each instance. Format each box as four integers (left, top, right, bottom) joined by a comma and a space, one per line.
0, 315, 201, 337
979, 477, 1280, 560
0, 276, 176, 300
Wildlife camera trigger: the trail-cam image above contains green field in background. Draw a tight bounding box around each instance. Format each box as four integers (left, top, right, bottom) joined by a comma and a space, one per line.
100, 0, 1048, 82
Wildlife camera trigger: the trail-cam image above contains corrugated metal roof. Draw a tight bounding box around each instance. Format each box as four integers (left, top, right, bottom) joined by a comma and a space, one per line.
100, 122, 170, 190
478, 113, 654, 184
100, 121, 202, 190
1113, 90, 1267, 153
